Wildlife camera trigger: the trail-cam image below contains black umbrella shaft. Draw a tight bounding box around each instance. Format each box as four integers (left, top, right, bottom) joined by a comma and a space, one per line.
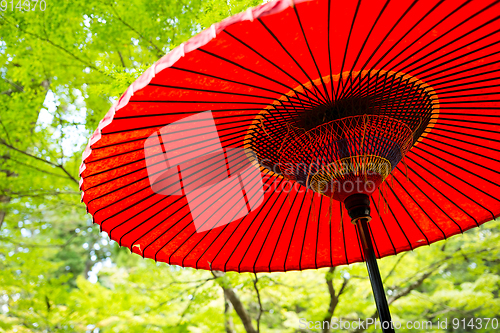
357, 219, 395, 333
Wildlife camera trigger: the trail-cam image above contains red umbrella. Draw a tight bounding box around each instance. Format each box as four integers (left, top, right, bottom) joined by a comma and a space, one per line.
80, 0, 500, 330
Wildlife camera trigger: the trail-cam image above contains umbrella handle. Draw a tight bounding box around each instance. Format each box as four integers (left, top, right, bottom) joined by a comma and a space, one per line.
357, 218, 395, 333
345, 194, 395, 332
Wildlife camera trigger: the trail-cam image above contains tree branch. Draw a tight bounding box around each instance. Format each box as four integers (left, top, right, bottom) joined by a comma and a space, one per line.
322, 267, 349, 333
212, 270, 257, 333
383, 252, 408, 284
253, 273, 263, 333
0, 232, 77, 249
0, 140, 79, 185
2, 17, 105, 75
108, 4, 164, 57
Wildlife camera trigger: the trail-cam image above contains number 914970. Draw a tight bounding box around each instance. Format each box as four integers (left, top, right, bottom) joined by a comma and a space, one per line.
1, 0, 46, 11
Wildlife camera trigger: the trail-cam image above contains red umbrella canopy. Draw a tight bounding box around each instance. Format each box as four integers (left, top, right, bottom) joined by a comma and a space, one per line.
80, 0, 500, 273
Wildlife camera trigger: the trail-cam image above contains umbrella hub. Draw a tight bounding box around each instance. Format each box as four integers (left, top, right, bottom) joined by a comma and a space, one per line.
278, 114, 414, 202
247, 70, 439, 203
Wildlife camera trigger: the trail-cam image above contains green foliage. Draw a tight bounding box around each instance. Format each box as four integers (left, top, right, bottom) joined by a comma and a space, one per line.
1, 1, 500, 332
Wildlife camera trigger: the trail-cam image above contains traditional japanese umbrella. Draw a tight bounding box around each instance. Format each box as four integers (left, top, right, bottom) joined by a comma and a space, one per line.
80, 0, 500, 331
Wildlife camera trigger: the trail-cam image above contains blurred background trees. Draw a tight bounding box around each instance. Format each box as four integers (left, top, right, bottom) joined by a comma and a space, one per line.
1, 1, 500, 332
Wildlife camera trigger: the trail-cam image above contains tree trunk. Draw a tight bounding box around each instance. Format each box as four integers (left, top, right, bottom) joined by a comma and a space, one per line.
212, 270, 257, 333
0, 195, 11, 230
224, 293, 236, 333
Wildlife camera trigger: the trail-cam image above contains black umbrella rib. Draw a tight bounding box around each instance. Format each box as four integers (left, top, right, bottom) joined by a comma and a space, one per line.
336, 0, 362, 100
108, 109, 302, 137
411, 149, 500, 201
370, 195, 398, 255
344, 71, 408, 104
256, 19, 329, 105
438, 83, 500, 96
220, 176, 290, 272
99, 135, 246, 195
337, 0, 391, 101
403, 163, 477, 228
228, 177, 292, 272
147, 83, 298, 102
327, 0, 334, 100
441, 106, 500, 110
201, 171, 283, 272
130, 99, 270, 105
167, 66, 320, 108
94, 167, 179, 227
181, 154, 263, 235
437, 113, 500, 118
384, 183, 430, 245
381, 0, 490, 74
315, 195, 324, 269
399, 18, 500, 77
347, 0, 443, 95
297, 196, 318, 271
424, 57, 500, 86
282, 188, 309, 272
360, 0, 419, 74
87, 140, 249, 210
172, 165, 268, 268
193, 170, 279, 272
106, 191, 181, 240
179, 168, 277, 268
111, 108, 265, 120
293, 5, 331, 104
111, 114, 255, 137
192, 172, 277, 270
440, 99, 500, 105
423, 128, 500, 144
415, 143, 500, 181
137, 153, 266, 261
263, 186, 300, 272
392, 171, 447, 239
83, 131, 249, 185
222, 30, 323, 107
95, 147, 251, 234
120, 197, 190, 252
140, 162, 255, 262
347, 74, 430, 105
377, 0, 473, 74
246, 178, 297, 272
237, 179, 295, 273
112, 168, 195, 248
195, 47, 322, 106
84, 124, 251, 171
415, 49, 500, 85
348, 0, 438, 94
421, 136, 500, 163
375, 187, 414, 251
341, 201, 349, 265
405, 153, 496, 220
431, 119, 500, 135
433, 75, 500, 91
421, 131, 500, 155
436, 117, 500, 127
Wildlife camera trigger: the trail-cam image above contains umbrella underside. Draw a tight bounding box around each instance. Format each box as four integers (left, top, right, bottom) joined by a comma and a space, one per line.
80, 0, 500, 272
